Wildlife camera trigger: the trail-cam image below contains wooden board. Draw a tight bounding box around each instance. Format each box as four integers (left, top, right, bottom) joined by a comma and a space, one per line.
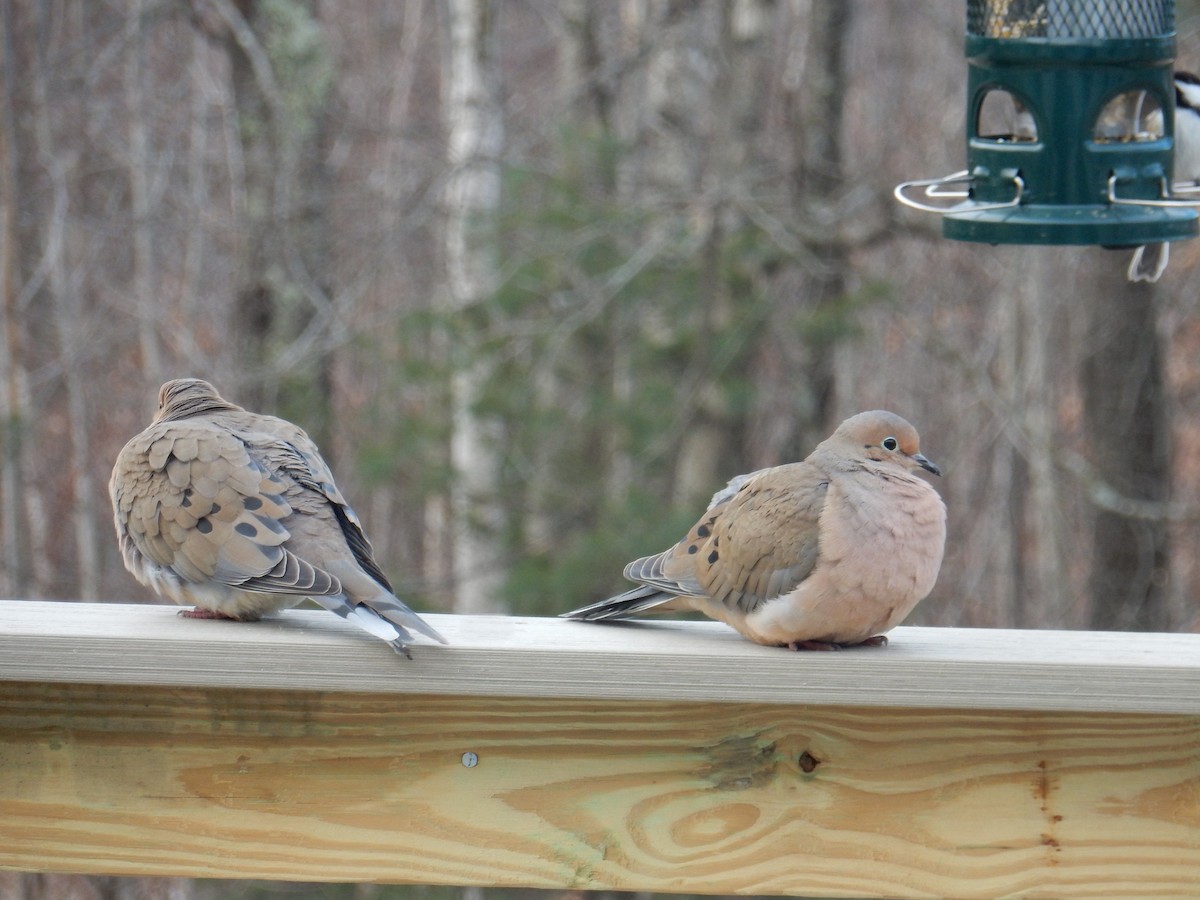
2, 600, 1200, 713
1, 679, 1197, 897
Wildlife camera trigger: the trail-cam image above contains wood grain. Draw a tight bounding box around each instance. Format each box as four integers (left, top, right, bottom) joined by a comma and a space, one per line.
2, 600, 1200, 713
1, 680, 1197, 897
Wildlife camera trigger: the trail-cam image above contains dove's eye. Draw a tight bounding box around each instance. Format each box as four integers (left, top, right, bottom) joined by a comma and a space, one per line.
881, 436, 899, 451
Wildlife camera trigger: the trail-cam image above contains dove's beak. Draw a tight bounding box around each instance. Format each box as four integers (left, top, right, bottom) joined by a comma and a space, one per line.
914, 453, 942, 477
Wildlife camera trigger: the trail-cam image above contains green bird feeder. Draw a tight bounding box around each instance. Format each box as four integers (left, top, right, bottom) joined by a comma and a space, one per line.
895, 0, 1199, 245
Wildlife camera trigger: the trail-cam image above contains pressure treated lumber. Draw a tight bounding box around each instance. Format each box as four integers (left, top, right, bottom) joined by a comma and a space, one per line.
1, 599, 1199, 897
1, 680, 1197, 897
2, 600, 1200, 713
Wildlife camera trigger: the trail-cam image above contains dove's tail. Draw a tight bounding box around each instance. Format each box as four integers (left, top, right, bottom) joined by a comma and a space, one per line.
364, 591, 449, 645
560, 585, 687, 622
310, 592, 447, 654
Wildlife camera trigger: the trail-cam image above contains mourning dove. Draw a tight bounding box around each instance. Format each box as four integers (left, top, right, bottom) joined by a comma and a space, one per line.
562, 410, 946, 650
110, 378, 447, 656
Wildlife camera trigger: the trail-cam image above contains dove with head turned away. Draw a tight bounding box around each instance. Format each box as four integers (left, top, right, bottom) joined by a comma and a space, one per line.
562, 410, 946, 650
110, 378, 447, 656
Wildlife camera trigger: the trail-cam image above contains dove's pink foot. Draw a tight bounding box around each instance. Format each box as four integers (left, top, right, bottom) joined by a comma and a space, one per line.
786, 634, 889, 651
788, 639, 841, 651
179, 607, 238, 620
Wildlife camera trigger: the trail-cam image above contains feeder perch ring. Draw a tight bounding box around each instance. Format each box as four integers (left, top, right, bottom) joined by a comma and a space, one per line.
893, 170, 1025, 214
1107, 174, 1200, 208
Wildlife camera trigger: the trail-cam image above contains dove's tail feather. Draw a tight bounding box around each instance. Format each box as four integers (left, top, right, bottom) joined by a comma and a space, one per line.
560, 586, 686, 622
364, 592, 449, 645
310, 593, 447, 651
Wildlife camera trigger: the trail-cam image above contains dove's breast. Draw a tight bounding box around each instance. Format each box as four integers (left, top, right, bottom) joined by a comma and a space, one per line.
740, 468, 946, 646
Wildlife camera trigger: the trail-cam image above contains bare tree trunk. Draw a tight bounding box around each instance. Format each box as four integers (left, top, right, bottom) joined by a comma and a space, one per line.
0, 0, 26, 596
670, 6, 742, 507
989, 267, 1033, 628
605, 0, 655, 503
126, 0, 162, 384
748, 0, 850, 466
442, 0, 506, 614
35, 43, 98, 599
220, 0, 278, 407
1007, 250, 1068, 626
177, 27, 213, 370
1083, 258, 1172, 631
197, 0, 336, 423
1, 0, 50, 597
606, 4, 742, 505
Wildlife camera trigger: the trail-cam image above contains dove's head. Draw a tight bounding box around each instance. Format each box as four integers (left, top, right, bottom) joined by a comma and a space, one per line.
154, 378, 241, 423
827, 410, 941, 477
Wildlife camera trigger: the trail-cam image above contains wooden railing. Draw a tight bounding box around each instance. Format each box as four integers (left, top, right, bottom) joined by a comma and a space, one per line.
1, 599, 1198, 897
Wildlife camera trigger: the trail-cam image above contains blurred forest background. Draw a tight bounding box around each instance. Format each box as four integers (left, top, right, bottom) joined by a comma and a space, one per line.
5, 0, 1200, 897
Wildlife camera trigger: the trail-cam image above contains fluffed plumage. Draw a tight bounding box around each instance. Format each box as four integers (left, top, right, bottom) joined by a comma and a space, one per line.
110, 378, 446, 656
562, 410, 947, 650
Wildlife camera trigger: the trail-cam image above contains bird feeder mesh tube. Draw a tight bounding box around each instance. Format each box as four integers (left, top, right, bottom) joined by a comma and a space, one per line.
967, 0, 1172, 40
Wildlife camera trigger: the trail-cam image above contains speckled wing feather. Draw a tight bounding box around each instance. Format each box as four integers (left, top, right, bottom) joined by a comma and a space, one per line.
617, 471, 750, 599
112, 420, 341, 597
629, 463, 829, 614
693, 464, 829, 613
232, 417, 394, 592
